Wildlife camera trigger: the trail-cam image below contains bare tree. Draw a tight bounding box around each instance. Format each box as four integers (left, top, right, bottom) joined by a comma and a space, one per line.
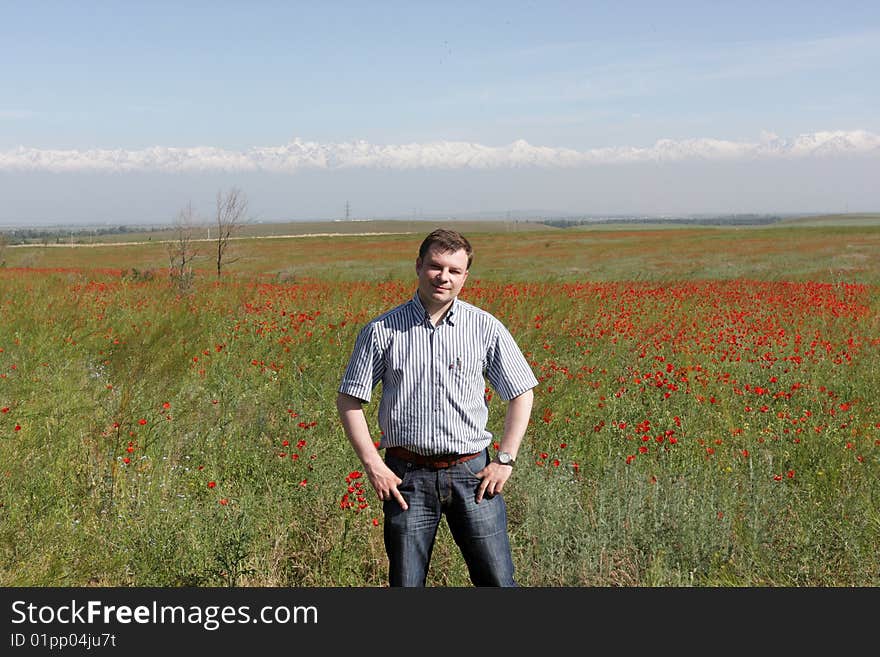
214, 187, 248, 278
167, 202, 199, 292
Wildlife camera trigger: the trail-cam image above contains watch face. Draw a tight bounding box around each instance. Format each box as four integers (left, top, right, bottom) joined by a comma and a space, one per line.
499, 452, 512, 464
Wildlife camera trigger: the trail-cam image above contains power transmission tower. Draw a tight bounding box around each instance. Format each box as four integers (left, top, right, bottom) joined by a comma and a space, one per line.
345, 200, 351, 221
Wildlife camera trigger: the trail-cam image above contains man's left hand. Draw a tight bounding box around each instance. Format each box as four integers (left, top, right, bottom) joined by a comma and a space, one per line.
474, 461, 513, 503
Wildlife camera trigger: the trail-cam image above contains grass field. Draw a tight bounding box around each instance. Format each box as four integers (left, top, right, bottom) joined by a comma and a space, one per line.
1, 219, 878, 586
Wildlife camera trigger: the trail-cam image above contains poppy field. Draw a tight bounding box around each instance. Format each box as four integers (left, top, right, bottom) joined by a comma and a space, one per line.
1, 221, 879, 586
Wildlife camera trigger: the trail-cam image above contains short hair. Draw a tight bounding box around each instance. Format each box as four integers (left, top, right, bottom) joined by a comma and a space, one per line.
418, 229, 473, 269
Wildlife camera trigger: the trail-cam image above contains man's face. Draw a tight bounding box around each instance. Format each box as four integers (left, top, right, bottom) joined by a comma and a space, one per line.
415, 245, 470, 311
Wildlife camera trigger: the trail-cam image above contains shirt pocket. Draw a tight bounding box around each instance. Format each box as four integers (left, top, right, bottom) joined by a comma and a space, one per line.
453, 358, 484, 384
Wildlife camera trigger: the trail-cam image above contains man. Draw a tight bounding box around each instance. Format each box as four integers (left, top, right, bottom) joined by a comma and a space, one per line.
336, 228, 537, 587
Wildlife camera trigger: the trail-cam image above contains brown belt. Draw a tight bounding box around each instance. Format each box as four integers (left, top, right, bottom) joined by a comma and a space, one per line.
386, 446, 482, 469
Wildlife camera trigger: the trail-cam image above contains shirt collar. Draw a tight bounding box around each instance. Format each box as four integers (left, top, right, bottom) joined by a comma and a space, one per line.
410, 292, 458, 326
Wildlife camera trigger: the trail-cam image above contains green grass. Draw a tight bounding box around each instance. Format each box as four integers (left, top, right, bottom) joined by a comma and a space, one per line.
0, 224, 878, 586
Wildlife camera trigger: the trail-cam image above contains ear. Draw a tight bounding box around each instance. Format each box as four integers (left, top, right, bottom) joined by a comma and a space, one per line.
415, 257, 422, 274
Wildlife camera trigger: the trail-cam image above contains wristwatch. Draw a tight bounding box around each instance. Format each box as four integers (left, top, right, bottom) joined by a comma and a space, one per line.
497, 451, 515, 466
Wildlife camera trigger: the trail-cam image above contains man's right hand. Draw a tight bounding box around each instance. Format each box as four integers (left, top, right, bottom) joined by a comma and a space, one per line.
367, 462, 408, 510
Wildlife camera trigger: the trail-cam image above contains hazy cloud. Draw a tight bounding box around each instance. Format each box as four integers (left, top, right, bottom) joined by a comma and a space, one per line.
1, 130, 878, 173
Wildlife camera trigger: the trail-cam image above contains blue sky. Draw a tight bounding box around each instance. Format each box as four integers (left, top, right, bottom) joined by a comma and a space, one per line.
1, 1, 879, 225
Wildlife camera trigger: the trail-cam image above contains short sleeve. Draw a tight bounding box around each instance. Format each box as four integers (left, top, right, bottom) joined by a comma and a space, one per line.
484, 322, 538, 401
338, 322, 385, 403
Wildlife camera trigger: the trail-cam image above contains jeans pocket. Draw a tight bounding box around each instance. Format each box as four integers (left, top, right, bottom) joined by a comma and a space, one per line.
385, 453, 412, 487
462, 449, 489, 480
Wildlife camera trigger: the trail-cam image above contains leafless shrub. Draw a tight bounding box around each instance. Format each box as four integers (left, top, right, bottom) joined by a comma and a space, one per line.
215, 187, 249, 278
167, 202, 199, 293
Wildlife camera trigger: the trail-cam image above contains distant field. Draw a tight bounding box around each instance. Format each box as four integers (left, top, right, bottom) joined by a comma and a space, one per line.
778, 213, 880, 227
7, 212, 879, 247
5, 220, 880, 285
7, 218, 553, 246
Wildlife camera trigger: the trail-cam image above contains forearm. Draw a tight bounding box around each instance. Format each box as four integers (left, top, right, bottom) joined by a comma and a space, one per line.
474, 387, 534, 501
498, 388, 534, 459
336, 392, 408, 510
336, 393, 385, 472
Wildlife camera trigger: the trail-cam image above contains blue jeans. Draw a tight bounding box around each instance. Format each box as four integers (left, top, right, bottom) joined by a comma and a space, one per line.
382, 448, 517, 587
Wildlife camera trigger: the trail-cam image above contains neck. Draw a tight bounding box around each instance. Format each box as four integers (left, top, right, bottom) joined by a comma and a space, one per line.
418, 291, 453, 326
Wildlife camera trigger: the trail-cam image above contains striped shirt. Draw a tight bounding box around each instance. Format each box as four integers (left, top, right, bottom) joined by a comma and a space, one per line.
338, 292, 538, 456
